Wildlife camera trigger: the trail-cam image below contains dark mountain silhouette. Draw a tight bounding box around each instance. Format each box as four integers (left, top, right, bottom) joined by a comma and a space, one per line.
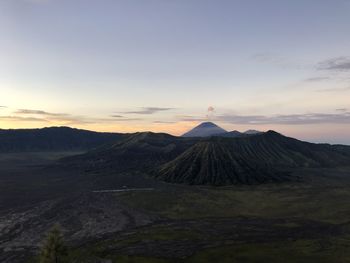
8, 124, 348, 186
156, 131, 350, 185
60, 126, 350, 185
219, 130, 243, 138
0, 127, 124, 152
182, 122, 227, 137
64, 132, 198, 171
181, 122, 263, 138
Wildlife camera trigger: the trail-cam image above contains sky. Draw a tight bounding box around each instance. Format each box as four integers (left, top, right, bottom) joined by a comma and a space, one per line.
1, 0, 350, 144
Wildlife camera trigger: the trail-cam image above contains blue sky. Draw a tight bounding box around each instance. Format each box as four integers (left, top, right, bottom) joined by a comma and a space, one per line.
1, 0, 350, 144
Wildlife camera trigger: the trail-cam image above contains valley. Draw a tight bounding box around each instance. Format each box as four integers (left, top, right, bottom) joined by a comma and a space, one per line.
0, 125, 350, 262
1, 150, 350, 262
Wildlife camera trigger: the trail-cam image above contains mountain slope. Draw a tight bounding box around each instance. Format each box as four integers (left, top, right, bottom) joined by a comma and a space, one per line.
64, 132, 198, 171
182, 122, 227, 137
0, 127, 124, 152
156, 131, 350, 185
219, 130, 243, 138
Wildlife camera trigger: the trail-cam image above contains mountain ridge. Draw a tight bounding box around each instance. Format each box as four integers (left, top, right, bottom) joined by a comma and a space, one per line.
0, 126, 124, 152
156, 130, 350, 185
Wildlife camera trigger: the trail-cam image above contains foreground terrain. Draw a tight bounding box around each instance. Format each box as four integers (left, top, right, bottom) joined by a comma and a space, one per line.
1, 152, 350, 262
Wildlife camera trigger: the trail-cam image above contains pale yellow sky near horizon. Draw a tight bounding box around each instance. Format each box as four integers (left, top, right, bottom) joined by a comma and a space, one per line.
1, 103, 349, 145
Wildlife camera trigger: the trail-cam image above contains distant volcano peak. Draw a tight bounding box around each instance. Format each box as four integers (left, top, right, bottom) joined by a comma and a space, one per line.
182, 122, 227, 137
195, 122, 221, 128
197, 121, 219, 127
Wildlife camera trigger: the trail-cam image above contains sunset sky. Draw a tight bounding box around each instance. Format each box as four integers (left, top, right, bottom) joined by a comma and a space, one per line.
1, 0, 350, 144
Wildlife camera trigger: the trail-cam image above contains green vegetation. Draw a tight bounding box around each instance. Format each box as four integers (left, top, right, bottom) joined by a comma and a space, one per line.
116, 175, 350, 223
69, 238, 350, 263
62, 172, 350, 262
38, 225, 68, 263
186, 239, 350, 263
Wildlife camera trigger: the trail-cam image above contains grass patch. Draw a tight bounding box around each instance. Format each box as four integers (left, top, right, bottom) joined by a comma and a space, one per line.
70, 238, 350, 263
117, 181, 350, 223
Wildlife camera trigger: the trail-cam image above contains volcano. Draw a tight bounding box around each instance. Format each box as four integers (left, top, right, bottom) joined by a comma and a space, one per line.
182, 122, 227, 137
156, 131, 350, 185
58, 125, 350, 185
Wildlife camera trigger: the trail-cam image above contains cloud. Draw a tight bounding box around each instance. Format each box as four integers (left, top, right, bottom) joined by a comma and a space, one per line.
316, 86, 350, 92
15, 109, 68, 116
46, 115, 142, 125
336, 108, 347, 112
22, 0, 50, 4
302, 56, 350, 86
153, 120, 177, 124
180, 112, 350, 125
317, 56, 350, 71
106, 118, 142, 122
3, 107, 145, 125
0, 116, 48, 122
252, 53, 302, 69
304, 77, 330, 82
207, 106, 215, 112
207, 106, 216, 120
219, 112, 350, 125
178, 115, 207, 122
253, 53, 285, 63
122, 107, 174, 115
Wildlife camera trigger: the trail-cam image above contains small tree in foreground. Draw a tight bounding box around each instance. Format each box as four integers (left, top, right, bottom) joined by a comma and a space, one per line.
39, 224, 68, 263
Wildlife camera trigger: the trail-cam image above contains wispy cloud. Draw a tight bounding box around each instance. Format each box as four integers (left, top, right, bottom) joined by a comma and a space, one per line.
106, 118, 142, 122
336, 108, 347, 112
0, 106, 7, 109
178, 115, 207, 122
22, 0, 50, 4
180, 111, 350, 125
252, 53, 303, 69
153, 120, 177, 124
300, 56, 350, 93
15, 109, 68, 116
304, 77, 330, 82
316, 86, 350, 93
43, 115, 142, 125
4, 108, 144, 125
317, 56, 350, 71
121, 107, 174, 115
0, 116, 49, 122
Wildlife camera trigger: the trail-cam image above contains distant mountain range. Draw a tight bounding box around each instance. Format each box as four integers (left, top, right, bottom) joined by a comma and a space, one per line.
0, 127, 123, 152
0, 123, 260, 152
181, 122, 262, 138
62, 124, 350, 185
1, 123, 350, 185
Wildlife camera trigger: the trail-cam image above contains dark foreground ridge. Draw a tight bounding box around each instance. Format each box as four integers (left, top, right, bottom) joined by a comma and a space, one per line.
156, 131, 350, 185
